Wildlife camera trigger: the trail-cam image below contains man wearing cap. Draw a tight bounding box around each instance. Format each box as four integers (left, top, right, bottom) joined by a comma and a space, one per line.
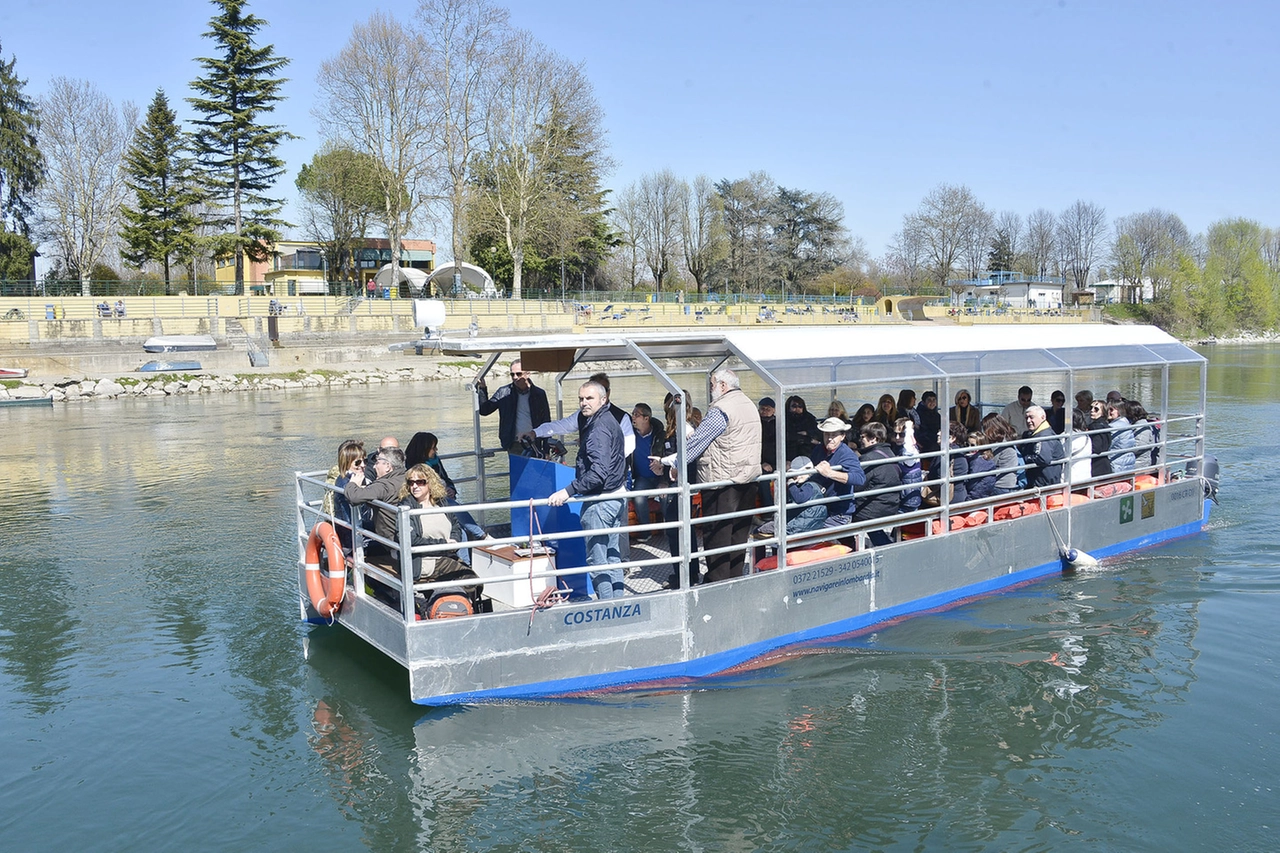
810, 415, 866, 527
754, 455, 828, 538
669, 368, 762, 583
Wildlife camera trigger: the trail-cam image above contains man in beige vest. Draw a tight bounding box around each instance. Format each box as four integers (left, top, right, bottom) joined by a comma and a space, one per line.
675, 367, 763, 583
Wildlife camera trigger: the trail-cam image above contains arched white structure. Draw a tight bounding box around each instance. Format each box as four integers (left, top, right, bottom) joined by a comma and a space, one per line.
427, 262, 500, 298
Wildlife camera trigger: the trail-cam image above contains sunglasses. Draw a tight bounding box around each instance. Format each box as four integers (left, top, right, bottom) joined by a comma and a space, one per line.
352, 459, 365, 466
407, 479, 428, 487
510, 371, 527, 377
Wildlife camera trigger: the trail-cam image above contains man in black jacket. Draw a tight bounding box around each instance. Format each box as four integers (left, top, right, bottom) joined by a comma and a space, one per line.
852, 422, 902, 547
1022, 405, 1065, 486
476, 360, 551, 453
548, 381, 627, 599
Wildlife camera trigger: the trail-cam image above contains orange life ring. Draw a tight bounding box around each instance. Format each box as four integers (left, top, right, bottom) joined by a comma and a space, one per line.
305, 522, 346, 618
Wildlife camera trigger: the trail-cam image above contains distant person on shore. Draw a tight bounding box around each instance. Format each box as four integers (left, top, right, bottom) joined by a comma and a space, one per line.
114, 300, 126, 318
476, 359, 550, 454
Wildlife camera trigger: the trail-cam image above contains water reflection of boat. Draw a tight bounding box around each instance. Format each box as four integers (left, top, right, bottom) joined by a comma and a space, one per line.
138, 360, 203, 372
292, 325, 1218, 705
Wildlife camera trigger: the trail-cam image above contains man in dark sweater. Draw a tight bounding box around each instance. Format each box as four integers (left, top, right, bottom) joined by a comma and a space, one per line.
852, 422, 902, 547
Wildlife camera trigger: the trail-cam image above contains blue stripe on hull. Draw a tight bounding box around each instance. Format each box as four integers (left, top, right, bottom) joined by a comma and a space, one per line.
415, 500, 1213, 705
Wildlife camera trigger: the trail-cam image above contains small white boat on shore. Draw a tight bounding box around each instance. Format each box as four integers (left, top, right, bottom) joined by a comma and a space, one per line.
293, 324, 1218, 705
0, 367, 29, 379
142, 335, 217, 353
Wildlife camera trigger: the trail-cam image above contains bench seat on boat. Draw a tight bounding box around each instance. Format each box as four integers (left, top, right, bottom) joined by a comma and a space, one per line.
755, 543, 851, 571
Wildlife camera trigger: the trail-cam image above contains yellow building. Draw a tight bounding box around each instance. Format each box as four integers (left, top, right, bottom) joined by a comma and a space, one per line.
215, 238, 436, 296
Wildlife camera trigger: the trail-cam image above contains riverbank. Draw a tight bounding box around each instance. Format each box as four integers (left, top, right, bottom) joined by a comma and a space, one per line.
0, 352, 479, 403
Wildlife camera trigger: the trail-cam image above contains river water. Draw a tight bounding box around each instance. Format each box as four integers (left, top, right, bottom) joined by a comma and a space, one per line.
2, 346, 1276, 852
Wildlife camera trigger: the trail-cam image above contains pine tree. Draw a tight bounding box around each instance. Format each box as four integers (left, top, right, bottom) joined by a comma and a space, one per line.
120, 90, 202, 293
187, 0, 292, 292
0, 41, 44, 280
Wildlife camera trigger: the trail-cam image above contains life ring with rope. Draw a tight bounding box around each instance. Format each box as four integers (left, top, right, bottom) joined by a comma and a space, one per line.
305, 521, 346, 618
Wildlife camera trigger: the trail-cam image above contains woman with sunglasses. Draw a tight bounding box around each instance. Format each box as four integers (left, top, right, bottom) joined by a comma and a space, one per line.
324, 439, 370, 553
1086, 399, 1113, 477
396, 464, 466, 582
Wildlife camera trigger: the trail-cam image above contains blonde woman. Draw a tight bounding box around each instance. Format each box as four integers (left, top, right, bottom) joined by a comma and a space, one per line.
396, 464, 464, 581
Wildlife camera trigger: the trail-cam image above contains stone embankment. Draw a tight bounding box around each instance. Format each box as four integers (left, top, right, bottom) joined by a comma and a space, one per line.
1, 360, 478, 404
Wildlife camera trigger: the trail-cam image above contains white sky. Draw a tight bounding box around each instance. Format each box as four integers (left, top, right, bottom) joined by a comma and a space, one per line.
3, 0, 1277, 264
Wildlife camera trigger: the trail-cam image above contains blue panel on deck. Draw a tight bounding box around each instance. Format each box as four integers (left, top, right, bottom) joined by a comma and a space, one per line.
509, 455, 591, 597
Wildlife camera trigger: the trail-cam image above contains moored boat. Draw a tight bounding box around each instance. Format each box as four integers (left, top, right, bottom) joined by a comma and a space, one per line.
292, 325, 1217, 705
0, 367, 29, 379
142, 335, 217, 353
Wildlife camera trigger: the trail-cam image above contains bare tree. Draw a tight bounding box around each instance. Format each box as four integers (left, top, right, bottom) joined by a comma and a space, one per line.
883, 224, 926, 293
610, 183, 642, 290
470, 28, 606, 299
679, 174, 726, 295
315, 12, 434, 285
1110, 209, 1191, 302
961, 205, 994, 279
37, 77, 136, 294
418, 0, 509, 290
904, 183, 987, 290
636, 169, 682, 294
1057, 200, 1108, 291
1024, 208, 1057, 278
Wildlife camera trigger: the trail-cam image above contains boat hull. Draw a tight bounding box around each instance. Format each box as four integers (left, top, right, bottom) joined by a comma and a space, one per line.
142, 335, 217, 353
300, 478, 1210, 705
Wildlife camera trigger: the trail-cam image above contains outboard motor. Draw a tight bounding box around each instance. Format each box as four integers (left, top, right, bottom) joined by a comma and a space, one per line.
1186, 455, 1221, 503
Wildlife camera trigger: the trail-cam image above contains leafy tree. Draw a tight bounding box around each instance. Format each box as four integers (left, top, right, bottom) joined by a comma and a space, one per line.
0, 42, 44, 281
187, 0, 293, 292
715, 171, 775, 294
1204, 218, 1276, 330
0, 41, 44, 237
120, 90, 202, 293
295, 144, 385, 285
770, 186, 849, 293
0, 228, 35, 280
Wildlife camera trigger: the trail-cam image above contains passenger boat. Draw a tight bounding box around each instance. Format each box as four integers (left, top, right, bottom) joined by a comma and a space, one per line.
292, 325, 1217, 705
142, 335, 217, 353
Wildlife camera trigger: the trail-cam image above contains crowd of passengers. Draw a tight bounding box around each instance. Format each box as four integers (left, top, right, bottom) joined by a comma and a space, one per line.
317, 363, 1162, 609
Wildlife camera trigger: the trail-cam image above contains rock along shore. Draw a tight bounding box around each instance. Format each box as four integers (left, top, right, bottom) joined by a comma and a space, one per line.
0, 357, 479, 404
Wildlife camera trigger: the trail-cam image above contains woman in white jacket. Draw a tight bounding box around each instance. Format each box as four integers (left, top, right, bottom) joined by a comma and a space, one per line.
1067, 408, 1092, 484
